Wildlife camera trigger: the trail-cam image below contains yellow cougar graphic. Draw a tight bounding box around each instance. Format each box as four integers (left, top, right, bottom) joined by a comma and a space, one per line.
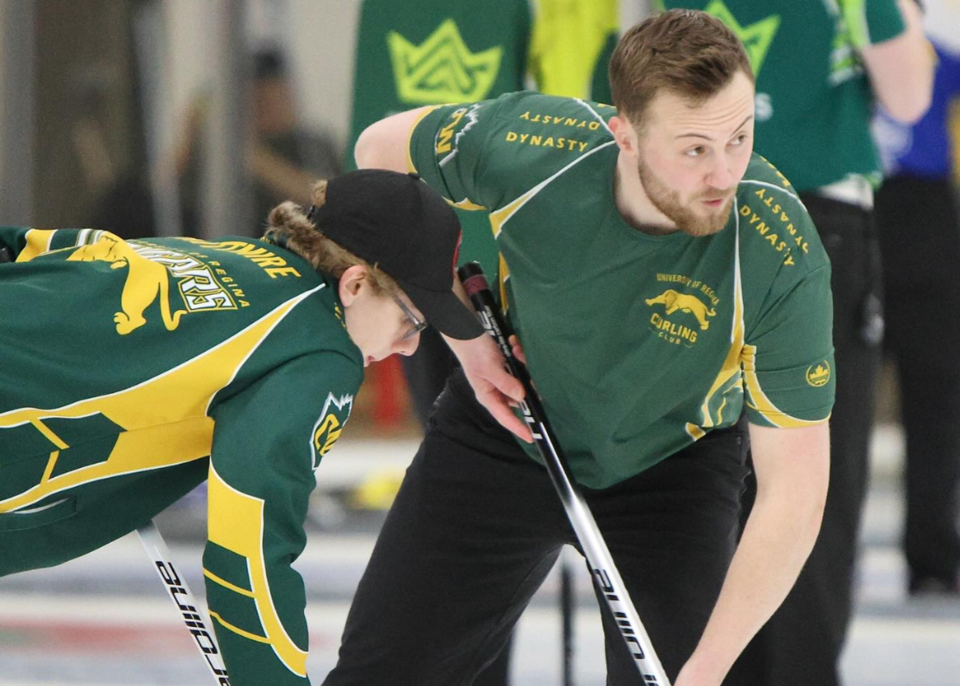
67, 235, 186, 335
646, 289, 716, 330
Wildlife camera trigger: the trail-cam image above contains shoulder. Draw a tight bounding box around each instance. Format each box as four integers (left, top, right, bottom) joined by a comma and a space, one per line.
735, 154, 828, 274
489, 92, 615, 147
477, 93, 617, 204
424, 92, 615, 150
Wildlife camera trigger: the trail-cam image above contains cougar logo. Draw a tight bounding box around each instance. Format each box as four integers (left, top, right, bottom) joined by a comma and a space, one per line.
67, 235, 186, 335
646, 290, 716, 330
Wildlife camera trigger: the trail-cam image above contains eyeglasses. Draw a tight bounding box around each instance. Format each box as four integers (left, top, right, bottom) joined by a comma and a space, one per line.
393, 295, 428, 341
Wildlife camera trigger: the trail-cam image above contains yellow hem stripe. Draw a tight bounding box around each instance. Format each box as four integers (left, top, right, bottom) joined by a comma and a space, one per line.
742, 344, 822, 428
40, 451, 60, 484
209, 610, 270, 644
203, 569, 255, 598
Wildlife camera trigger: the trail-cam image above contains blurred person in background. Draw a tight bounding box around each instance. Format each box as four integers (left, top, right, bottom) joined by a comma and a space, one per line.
654, 1, 934, 684
873, 24, 960, 597
176, 48, 343, 238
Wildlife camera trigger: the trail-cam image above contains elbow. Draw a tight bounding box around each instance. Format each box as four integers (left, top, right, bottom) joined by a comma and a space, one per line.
881, 89, 933, 125
353, 124, 380, 170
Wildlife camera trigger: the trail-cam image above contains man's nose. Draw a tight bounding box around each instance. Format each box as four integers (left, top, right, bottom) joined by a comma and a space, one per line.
707, 154, 735, 189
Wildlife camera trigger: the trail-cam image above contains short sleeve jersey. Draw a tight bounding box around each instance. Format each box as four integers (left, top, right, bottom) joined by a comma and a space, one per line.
409, 92, 835, 489
0, 228, 363, 684
658, 0, 906, 190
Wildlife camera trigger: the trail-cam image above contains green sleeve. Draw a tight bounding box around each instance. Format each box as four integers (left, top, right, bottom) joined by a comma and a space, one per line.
0, 226, 105, 262
408, 97, 506, 211
743, 264, 836, 428
840, 0, 905, 49
409, 92, 617, 215
203, 352, 361, 685
0, 226, 31, 258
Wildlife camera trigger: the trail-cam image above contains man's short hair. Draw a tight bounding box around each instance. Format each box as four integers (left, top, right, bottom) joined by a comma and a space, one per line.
609, 9, 754, 129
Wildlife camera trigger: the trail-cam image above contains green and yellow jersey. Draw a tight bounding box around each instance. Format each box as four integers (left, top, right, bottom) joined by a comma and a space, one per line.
0, 227, 363, 685
657, 0, 906, 190
409, 92, 835, 489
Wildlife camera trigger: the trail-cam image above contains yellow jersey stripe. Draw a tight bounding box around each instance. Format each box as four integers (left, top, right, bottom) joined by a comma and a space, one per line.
207, 465, 309, 677
0, 287, 321, 512
203, 569, 255, 598
741, 344, 824, 428
698, 206, 745, 428
40, 451, 60, 485
209, 610, 270, 644
17, 229, 57, 262
405, 106, 442, 174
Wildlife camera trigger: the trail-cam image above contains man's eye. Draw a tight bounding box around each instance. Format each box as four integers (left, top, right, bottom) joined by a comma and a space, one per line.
685, 146, 705, 158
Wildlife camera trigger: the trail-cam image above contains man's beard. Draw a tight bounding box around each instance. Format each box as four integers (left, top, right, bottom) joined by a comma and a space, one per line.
637, 159, 733, 237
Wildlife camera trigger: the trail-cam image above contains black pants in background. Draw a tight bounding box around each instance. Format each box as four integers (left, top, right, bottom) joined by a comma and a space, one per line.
875, 174, 960, 587
725, 194, 883, 686
324, 369, 749, 686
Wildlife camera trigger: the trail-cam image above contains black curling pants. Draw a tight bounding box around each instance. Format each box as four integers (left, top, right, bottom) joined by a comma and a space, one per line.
324, 369, 749, 686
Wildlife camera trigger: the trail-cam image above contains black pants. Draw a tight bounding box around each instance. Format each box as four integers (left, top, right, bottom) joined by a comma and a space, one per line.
725, 194, 883, 686
876, 174, 960, 586
400, 328, 514, 685
324, 370, 749, 685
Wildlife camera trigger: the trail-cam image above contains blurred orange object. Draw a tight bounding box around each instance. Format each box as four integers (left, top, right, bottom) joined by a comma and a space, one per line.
369, 355, 408, 427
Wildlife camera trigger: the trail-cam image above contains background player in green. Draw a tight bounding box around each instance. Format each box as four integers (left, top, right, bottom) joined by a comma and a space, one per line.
324, 11, 833, 686
655, 1, 934, 684
0, 170, 520, 686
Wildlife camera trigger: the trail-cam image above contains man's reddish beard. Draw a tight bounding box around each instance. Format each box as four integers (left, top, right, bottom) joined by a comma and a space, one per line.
637, 158, 733, 237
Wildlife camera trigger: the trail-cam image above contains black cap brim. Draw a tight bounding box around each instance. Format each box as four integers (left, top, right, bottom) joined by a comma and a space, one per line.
398, 279, 484, 340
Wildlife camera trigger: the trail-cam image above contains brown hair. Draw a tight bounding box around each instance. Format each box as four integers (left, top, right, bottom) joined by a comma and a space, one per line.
263, 180, 401, 296
609, 9, 753, 129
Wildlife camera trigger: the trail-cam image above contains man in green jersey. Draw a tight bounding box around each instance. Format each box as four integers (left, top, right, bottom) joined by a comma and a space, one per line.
324, 11, 833, 686
654, 1, 934, 684
0, 170, 521, 686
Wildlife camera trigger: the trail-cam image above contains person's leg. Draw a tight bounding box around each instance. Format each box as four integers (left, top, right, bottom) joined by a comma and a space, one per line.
323, 370, 571, 686
584, 418, 749, 684
877, 176, 960, 591
899, 357, 960, 589
726, 196, 881, 686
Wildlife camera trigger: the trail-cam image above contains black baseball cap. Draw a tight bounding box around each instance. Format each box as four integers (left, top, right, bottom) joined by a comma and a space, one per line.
309, 169, 483, 340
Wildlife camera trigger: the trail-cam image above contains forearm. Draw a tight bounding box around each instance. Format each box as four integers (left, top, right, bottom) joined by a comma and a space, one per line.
679, 477, 826, 684
863, 0, 934, 123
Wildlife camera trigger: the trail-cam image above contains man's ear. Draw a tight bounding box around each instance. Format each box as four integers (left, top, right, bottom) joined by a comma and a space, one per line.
338, 264, 368, 307
609, 115, 640, 156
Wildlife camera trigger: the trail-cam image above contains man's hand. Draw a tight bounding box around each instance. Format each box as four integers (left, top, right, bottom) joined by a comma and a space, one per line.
444, 333, 533, 443
675, 421, 830, 686
508, 334, 526, 364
